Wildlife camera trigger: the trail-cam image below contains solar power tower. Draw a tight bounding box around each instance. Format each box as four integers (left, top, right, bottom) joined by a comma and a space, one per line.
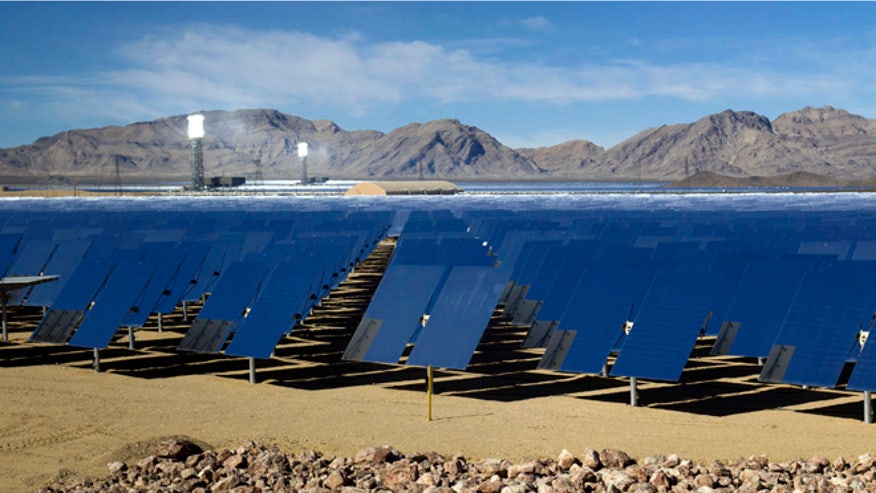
188, 114, 205, 190
298, 142, 308, 185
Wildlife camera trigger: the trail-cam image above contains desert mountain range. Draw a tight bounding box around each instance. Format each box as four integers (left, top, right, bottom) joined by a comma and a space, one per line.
1, 105, 874, 183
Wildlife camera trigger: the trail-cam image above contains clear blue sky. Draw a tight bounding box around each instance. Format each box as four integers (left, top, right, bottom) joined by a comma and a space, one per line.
2, 2, 875, 150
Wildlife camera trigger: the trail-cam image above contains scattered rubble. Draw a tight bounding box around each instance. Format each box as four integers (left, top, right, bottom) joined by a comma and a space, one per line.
40, 438, 876, 492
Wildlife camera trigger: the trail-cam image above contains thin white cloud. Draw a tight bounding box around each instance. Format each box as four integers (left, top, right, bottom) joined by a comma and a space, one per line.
1, 23, 873, 130
110, 25, 876, 105
521, 16, 553, 32
0, 73, 169, 127
496, 16, 554, 33
4, 100, 27, 112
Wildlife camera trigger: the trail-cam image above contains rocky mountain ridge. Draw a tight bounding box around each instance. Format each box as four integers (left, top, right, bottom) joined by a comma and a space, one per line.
590, 106, 876, 180
1, 106, 874, 183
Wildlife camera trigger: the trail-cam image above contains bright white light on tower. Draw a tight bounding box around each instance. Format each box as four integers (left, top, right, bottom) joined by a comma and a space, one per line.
297, 142, 308, 158
187, 114, 205, 139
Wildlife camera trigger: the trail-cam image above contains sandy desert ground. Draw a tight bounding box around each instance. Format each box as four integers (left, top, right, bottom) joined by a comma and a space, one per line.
0, 187, 158, 198
1, 242, 875, 492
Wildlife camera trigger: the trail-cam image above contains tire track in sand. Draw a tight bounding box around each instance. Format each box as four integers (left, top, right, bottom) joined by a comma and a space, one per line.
0, 424, 96, 455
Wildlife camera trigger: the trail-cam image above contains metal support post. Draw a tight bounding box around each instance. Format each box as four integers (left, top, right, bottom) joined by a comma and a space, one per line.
427, 365, 434, 421
865, 391, 873, 424
157, 313, 163, 332
757, 357, 766, 366
127, 326, 135, 350
248, 357, 256, 384
1, 300, 7, 342
183, 301, 188, 321
190, 137, 204, 190
630, 377, 639, 407
600, 362, 609, 378
93, 348, 101, 373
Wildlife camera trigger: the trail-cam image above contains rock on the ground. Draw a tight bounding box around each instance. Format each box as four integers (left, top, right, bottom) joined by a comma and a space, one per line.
39, 443, 876, 493
154, 438, 203, 460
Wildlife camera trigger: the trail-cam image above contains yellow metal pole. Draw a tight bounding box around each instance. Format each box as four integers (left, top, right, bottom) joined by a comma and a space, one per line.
427, 365, 433, 421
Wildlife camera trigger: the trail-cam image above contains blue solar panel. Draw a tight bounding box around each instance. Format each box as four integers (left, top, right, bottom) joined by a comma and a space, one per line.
598, 221, 643, 246
509, 241, 563, 285
278, 239, 351, 304
178, 260, 270, 353
847, 334, 876, 391
520, 247, 573, 302
282, 239, 354, 304
495, 229, 568, 266
240, 231, 274, 257
798, 241, 851, 260
183, 235, 246, 302
343, 264, 447, 363
600, 246, 654, 269
539, 266, 656, 373
194, 261, 270, 320
500, 241, 560, 318
10, 200, 876, 397
405, 265, 511, 369
2, 239, 58, 303
700, 253, 748, 335
224, 262, 323, 359
68, 258, 157, 348
116, 231, 146, 251
26, 238, 91, 307
401, 211, 469, 234
0, 233, 21, 275
851, 241, 876, 261
610, 269, 722, 382
121, 244, 186, 327
5, 239, 56, 277
648, 241, 701, 260
319, 235, 367, 287
520, 244, 603, 347
152, 243, 210, 314
529, 250, 593, 323
761, 262, 876, 388
141, 229, 187, 243
83, 236, 120, 261
712, 258, 812, 357
439, 237, 495, 266
43, 257, 115, 311
403, 239, 495, 315
19, 220, 54, 240
505, 241, 594, 315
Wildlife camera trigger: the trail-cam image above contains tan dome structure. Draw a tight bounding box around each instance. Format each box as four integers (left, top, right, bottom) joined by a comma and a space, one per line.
344, 180, 462, 196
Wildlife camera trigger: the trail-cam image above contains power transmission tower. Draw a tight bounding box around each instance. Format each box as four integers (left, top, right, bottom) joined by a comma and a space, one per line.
253, 158, 264, 186
114, 157, 122, 196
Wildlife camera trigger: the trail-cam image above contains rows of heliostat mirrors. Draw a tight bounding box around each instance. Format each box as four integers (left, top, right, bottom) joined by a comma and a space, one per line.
3, 202, 876, 417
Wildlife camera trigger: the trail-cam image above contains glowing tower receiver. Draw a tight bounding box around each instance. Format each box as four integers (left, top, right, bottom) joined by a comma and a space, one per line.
188, 114, 205, 190
187, 114, 205, 139
298, 142, 309, 185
